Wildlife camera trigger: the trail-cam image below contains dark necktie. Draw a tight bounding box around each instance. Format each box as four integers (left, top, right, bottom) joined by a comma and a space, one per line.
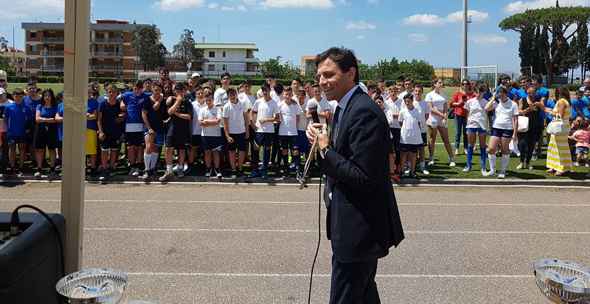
331, 105, 341, 146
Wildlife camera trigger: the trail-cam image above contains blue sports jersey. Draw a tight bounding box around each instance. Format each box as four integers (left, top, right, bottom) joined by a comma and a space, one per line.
571, 97, 590, 119
122, 91, 150, 125
36, 104, 58, 125
23, 96, 42, 121
87, 98, 99, 130
535, 87, 550, 100
543, 98, 556, 121
4, 102, 30, 137
57, 103, 64, 141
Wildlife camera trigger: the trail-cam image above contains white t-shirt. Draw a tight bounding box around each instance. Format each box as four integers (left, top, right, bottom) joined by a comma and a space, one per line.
191, 100, 206, 135
464, 97, 489, 130
384, 98, 402, 129
198, 106, 222, 137
252, 98, 279, 133
256, 89, 280, 101
296, 99, 309, 131
306, 97, 331, 124
223, 101, 247, 134
214, 88, 228, 107
398, 90, 409, 100
414, 100, 429, 133
238, 92, 255, 111
399, 107, 423, 145
491, 99, 519, 130
425, 90, 447, 127
279, 101, 302, 136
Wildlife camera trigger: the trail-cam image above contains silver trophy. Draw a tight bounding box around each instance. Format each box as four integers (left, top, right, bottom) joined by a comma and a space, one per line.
56, 268, 128, 304
533, 258, 590, 303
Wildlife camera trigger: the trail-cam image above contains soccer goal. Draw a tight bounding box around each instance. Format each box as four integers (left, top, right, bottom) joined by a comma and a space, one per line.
461, 65, 498, 89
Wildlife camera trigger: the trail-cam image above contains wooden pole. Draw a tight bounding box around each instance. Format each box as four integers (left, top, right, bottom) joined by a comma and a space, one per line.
62, 0, 89, 274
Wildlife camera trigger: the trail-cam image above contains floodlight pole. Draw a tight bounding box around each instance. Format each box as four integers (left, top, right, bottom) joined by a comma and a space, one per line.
62, 0, 90, 274
461, 0, 468, 81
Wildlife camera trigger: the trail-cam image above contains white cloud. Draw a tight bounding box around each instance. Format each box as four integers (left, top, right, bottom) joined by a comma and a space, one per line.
261, 0, 334, 9
403, 14, 446, 26
346, 21, 376, 31
156, 0, 205, 11
447, 10, 489, 23
505, 0, 588, 14
408, 33, 429, 43
0, 0, 63, 19
208, 2, 219, 8
472, 34, 509, 45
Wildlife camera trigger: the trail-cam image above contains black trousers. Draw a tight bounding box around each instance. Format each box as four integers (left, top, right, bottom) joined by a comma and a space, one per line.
330, 255, 380, 304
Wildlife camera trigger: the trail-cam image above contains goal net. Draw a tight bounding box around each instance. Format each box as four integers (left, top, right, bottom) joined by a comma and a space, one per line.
461, 65, 498, 89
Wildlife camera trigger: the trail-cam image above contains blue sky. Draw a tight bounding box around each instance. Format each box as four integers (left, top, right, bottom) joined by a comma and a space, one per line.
0, 0, 588, 73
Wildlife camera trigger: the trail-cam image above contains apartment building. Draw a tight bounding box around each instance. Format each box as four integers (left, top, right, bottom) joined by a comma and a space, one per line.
0, 48, 26, 76
22, 20, 146, 79
194, 43, 260, 77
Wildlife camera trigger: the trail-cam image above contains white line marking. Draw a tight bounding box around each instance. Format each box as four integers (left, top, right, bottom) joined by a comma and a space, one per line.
2, 198, 590, 207
84, 227, 590, 235
126, 272, 532, 279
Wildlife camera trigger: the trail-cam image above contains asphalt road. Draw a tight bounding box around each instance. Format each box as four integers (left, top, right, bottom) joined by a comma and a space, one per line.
1, 183, 588, 304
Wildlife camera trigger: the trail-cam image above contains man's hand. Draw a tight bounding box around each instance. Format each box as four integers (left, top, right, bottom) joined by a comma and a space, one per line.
226, 136, 234, 144
306, 123, 329, 149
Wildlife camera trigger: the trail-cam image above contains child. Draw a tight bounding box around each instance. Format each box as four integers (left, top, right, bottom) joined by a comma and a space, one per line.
97, 85, 125, 182
33, 89, 59, 179
398, 93, 423, 178
413, 85, 430, 175
189, 86, 206, 171
295, 87, 309, 174
0, 88, 9, 177
251, 84, 280, 179
121, 80, 150, 177
86, 88, 99, 176
223, 88, 249, 178
199, 91, 223, 178
140, 82, 168, 180
4, 88, 30, 176
570, 119, 590, 167
278, 87, 302, 177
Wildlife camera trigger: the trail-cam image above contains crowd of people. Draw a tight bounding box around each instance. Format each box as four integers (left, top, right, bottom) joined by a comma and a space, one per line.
0, 68, 589, 182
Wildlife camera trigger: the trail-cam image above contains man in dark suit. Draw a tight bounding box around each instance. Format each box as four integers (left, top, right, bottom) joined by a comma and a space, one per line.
307, 47, 404, 304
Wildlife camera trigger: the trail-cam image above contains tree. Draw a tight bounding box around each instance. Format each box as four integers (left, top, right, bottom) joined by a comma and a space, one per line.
576, 22, 588, 79
173, 29, 203, 69
0, 36, 8, 52
132, 24, 166, 71
518, 24, 536, 75
260, 57, 300, 80
500, 4, 590, 85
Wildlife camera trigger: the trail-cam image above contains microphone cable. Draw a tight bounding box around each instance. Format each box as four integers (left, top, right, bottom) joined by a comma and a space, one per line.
307, 171, 322, 304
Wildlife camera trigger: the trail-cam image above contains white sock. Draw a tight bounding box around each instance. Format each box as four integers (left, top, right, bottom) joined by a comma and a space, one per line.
501, 154, 510, 173
488, 153, 496, 172
144, 153, 151, 171
150, 153, 159, 170
166, 164, 173, 173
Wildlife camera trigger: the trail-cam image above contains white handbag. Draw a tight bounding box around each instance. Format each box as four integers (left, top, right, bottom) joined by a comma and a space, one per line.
546, 119, 569, 135
517, 116, 529, 133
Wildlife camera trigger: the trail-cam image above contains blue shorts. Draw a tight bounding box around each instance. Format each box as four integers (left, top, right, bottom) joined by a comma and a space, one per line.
126, 132, 144, 146
491, 128, 513, 139
255, 132, 274, 147
7, 135, 26, 145
466, 127, 488, 135
228, 133, 247, 151
576, 147, 589, 155
296, 130, 309, 154
202, 136, 224, 151
280, 135, 299, 150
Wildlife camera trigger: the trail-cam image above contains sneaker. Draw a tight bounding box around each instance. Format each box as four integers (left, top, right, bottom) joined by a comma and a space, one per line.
427, 160, 435, 166
216, 170, 223, 179
131, 168, 140, 177
516, 163, 524, 170
421, 169, 430, 175
99, 172, 108, 182
139, 171, 150, 180
449, 161, 456, 167
172, 164, 180, 173
177, 170, 184, 178
462, 167, 471, 172
230, 170, 238, 179
481, 169, 487, 176
497, 172, 506, 179
483, 170, 495, 177
464, 149, 468, 155
574, 162, 580, 167
183, 164, 190, 174
586, 163, 589, 168
531, 155, 538, 161
205, 169, 213, 178
159, 171, 174, 182
454, 149, 459, 156
34, 171, 42, 178
528, 164, 534, 170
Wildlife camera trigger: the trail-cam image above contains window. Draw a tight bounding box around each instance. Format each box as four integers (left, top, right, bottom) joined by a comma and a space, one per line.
30, 32, 37, 38
222, 64, 226, 71
222, 51, 226, 58
208, 64, 215, 72
209, 51, 215, 58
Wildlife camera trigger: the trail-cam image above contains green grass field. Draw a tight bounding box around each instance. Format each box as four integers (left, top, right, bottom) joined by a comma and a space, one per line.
6, 83, 587, 179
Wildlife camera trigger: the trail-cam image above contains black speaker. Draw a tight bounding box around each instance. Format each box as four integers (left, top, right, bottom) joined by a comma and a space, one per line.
0, 212, 65, 304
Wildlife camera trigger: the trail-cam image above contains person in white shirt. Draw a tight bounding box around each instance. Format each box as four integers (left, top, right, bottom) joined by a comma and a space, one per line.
484, 86, 519, 179
463, 84, 490, 175
306, 84, 332, 125
385, 85, 403, 176
378, 78, 389, 100
251, 84, 280, 178
189, 86, 206, 170
375, 95, 398, 182
398, 93, 423, 178
278, 87, 302, 177
295, 88, 310, 158
223, 88, 250, 178
238, 82, 258, 172
256, 75, 279, 101
413, 85, 430, 175
398, 78, 414, 100
214, 72, 231, 139
238, 82, 255, 111
199, 91, 223, 179
425, 79, 455, 167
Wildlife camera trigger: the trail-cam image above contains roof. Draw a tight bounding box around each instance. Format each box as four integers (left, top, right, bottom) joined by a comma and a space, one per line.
22, 22, 147, 31
194, 43, 258, 51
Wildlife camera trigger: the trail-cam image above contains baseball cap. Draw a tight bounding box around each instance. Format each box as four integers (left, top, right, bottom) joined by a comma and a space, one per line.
191, 72, 201, 78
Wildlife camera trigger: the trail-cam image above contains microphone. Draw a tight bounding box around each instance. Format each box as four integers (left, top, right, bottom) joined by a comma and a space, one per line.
299, 107, 325, 189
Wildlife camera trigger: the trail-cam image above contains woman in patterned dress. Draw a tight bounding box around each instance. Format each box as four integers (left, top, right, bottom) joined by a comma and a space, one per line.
545, 86, 573, 176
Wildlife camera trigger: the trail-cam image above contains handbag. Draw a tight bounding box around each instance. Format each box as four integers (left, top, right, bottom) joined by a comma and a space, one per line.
546, 118, 569, 135
517, 116, 529, 133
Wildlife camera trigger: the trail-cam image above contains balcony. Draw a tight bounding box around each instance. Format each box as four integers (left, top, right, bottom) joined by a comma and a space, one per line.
42, 50, 64, 57
93, 37, 124, 44
92, 51, 123, 58
42, 37, 64, 44
91, 65, 123, 72
41, 65, 64, 72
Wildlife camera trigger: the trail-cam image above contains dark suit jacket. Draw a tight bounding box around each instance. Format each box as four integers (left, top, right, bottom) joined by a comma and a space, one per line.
322, 87, 404, 263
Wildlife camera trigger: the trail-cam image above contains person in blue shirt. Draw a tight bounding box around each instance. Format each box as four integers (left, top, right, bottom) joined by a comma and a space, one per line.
121, 80, 150, 177
86, 88, 100, 176
533, 76, 551, 160
23, 83, 42, 148
97, 85, 126, 181
0, 88, 9, 175
33, 89, 59, 178
55, 98, 64, 169
4, 88, 30, 175
571, 89, 590, 120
